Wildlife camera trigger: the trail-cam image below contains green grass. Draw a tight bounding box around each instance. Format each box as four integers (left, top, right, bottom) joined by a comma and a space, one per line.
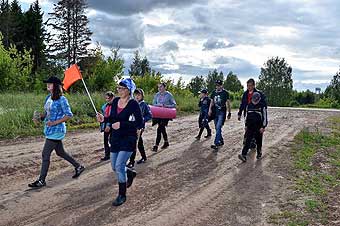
269, 116, 340, 225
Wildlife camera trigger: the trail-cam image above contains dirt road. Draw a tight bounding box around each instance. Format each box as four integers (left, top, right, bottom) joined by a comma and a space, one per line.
0, 108, 338, 226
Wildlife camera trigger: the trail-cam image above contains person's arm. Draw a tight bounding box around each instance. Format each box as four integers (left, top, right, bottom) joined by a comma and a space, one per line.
144, 103, 153, 123
47, 97, 73, 126
238, 92, 246, 120
208, 92, 215, 116
226, 91, 231, 119
164, 93, 176, 108
260, 104, 268, 133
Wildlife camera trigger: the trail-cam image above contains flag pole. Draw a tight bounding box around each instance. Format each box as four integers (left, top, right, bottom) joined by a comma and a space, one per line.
81, 78, 98, 114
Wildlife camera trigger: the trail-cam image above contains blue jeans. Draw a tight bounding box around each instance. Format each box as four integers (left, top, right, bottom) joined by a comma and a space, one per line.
214, 111, 226, 145
110, 151, 133, 183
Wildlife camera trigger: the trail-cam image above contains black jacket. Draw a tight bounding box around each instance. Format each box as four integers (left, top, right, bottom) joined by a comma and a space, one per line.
245, 102, 268, 129
238, 88, 267, 118
105, 97, 143, 152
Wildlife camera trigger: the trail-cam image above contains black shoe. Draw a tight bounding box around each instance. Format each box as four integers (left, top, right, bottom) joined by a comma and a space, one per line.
112, 195, 126, 206
211, 144, 218, 150
127, 161, 135, 168
152, 145, 158, 152
204, 134, 212, 138
100, 155, 110, 161
161, 141, 169, 149
256, 152, 262, 159
127, 169, 137, 188
28, 179, 46, 188
195, 135, 201, 140
72, 165, 85, 178
136, 158, 146, 164
238, 154, 247, 162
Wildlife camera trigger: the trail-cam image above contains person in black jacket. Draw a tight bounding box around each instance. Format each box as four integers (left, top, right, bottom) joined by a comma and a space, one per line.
238, 79, 267, 150
238, 92, 268, 162
195, 88, 212, 140
97, 78, 143, 206
127, 88, 153, 167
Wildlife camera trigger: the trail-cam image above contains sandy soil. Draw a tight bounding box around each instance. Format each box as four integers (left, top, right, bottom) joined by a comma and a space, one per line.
0, 108, 338, 226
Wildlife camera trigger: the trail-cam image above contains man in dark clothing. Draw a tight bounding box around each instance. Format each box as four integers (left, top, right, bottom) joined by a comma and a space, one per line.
208, 80, 231, 150
238, 92, 268, 162
195, 89, 212, 140
238, 79, 267, 150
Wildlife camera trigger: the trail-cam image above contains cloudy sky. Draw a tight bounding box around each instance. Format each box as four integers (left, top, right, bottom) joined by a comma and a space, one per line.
20, 0, 340, 91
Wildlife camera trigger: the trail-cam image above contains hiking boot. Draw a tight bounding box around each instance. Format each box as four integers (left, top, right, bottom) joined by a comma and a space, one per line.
126, 169, 137, 188
256, 152, 262, 160
161, 141, 169, 149
72, 165, 85, 178
238, 154, 247, 162
28, 179, 46, 188
112, 182, 127, 206
195, 135, 201, 140
136, 158, 147, 164
112, 195, 126, 206
152, 145, 158, 152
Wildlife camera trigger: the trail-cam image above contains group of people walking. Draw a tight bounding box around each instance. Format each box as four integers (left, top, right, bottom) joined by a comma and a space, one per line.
28, 75, 267, 207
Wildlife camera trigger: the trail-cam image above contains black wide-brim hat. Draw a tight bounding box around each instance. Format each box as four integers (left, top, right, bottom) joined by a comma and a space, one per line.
43, 76, 63, 85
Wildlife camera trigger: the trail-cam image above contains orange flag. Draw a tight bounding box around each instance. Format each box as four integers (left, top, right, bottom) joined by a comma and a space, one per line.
63, 64, 82, 91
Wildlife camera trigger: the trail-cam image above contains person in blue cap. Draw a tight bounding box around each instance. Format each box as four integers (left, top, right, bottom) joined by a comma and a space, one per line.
195, 88, 212, 140
97, 78, 143, 206
238, 92, 268, 162
28, 76, 85, 189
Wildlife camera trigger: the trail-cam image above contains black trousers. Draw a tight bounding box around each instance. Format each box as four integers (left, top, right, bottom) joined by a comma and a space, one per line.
197, 115, 211, 137
103, 131, 111, 157
153, 119, 169, 145
129, 131, 147, 163
39, 139, 80, 181
241, 126, 263, 156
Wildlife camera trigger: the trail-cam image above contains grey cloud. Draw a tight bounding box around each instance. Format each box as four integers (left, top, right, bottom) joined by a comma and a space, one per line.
87, 0, 205, 15
203, 38, 234, 51
90, 14, 144, 49
160, 41, 179, 52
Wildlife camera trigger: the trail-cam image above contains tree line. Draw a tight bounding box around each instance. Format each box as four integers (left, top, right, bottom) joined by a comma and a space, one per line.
0, 0, 339, 108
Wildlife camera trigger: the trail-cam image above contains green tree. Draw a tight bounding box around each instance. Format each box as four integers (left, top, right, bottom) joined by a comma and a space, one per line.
187, 75, 206, 96
206, 69, 224, 92
324, 70, 340, 103
224, 71, 243, 92
46, 0, 92, 67
24, 0, 46, 73
80, 45, 124, 92
0, 34, 33, 91
257, 57, 293, 106
0, 0, 24, 50
140, 56, 151, 76
129, 50, 142, 76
